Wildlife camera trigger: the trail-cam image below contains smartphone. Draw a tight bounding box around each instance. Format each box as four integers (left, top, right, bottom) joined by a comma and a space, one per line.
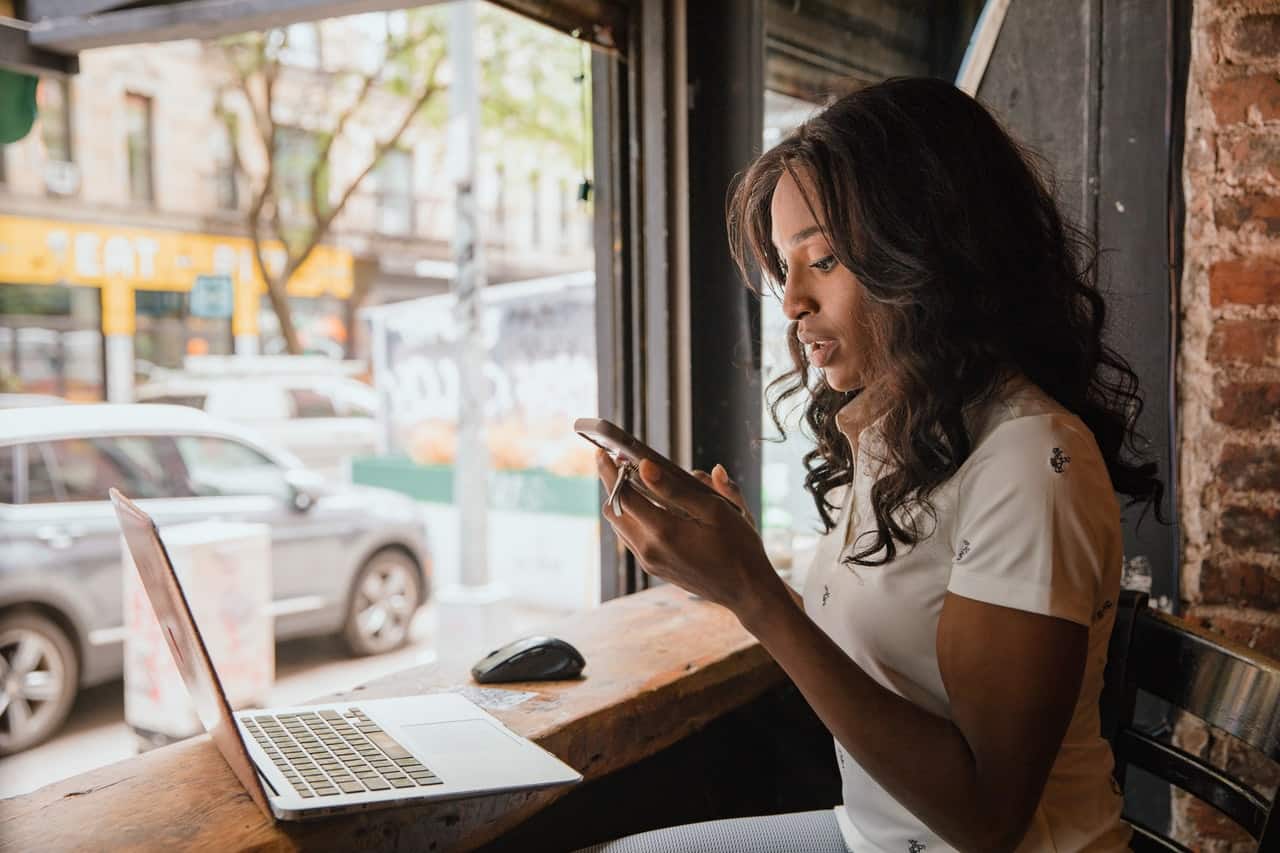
573, 417, 701, 520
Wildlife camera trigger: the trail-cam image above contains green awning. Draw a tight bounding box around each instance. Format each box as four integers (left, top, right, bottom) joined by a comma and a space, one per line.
0, 69, 37, 144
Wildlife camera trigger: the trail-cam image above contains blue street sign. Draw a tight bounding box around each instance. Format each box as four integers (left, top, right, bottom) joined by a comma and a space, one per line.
190, 274, 234, 319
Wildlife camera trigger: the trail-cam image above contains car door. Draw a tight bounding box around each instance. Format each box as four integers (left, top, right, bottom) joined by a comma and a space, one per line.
6, 436, 191, 671
168, 434, 349, 638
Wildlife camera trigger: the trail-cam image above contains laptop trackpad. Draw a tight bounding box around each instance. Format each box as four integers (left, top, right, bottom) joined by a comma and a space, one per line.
399, 718, 519, 758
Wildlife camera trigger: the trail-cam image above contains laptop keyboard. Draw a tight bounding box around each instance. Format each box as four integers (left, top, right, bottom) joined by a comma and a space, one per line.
241, 708, 443, 798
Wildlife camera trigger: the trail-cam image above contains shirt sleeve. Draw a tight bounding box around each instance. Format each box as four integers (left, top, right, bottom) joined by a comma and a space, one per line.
947, 413, 1118, 627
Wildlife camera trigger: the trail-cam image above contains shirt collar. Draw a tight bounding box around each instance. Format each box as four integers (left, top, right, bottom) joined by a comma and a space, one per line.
834, 387, 890, 459
833, 370, 1027, 465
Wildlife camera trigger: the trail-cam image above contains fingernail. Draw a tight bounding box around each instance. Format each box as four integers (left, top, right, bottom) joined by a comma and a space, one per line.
713, 463, 727, 481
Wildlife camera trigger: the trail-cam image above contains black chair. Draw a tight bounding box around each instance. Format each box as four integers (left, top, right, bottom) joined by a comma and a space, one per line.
1102, 590, 1280, 852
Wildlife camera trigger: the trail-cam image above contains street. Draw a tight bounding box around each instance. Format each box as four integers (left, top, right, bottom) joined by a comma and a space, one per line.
0, 599, 572, 799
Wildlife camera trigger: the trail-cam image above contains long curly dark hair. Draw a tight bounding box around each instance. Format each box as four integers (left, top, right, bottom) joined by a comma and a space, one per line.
728, 77, 1167, 567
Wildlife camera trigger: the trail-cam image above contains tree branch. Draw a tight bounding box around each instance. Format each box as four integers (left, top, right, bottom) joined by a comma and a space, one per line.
288, 43, 446, 282
306, 24, 444, 227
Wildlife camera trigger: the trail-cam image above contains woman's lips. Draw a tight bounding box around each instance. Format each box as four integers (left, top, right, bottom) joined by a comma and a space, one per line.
808, 339, 838, 368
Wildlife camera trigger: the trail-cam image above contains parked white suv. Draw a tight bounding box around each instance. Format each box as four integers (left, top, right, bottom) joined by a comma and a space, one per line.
136, 377, 380, 479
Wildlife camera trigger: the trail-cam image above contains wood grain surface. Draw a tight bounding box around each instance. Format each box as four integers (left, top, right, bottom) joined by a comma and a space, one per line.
0, 585, 785, 852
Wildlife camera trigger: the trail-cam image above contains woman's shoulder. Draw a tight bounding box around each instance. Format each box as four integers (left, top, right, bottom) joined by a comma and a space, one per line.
965, 375, 1102, 473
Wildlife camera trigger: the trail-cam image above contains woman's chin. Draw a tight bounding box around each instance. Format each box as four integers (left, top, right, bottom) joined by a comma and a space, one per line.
823, 366, 859, 393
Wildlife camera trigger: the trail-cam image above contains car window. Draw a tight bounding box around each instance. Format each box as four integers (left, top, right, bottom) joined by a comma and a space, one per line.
288, 388, 337, 418
0, 445, 14, 503
175, 436, 290, 501
142, 394, 208, 409
31, 437, 184, 503
27, 444, 58, 503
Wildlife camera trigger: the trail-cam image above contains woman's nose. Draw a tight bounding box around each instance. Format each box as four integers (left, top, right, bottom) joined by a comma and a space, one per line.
781, 277, 814, 322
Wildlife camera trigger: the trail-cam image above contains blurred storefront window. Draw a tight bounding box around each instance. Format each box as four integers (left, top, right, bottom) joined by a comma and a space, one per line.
134, 289, 233, 372
0, 283, 104, 399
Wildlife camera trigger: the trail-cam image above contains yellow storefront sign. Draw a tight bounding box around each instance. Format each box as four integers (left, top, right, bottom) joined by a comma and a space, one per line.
0, 215, 354, 336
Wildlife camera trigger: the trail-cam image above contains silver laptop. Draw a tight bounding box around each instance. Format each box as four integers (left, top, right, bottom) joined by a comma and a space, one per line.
110, 488, 581, 821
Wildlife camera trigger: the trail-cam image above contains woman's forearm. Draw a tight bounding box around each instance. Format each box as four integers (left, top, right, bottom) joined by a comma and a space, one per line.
740, 588, 1023, 852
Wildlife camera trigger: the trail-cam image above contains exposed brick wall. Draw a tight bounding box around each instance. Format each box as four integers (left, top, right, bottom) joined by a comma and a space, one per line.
1176, 0, 1280, 848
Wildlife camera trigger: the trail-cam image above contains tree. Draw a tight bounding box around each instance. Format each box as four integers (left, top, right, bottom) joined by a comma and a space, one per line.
213, 6, 592, 355
214, 17, 448, 354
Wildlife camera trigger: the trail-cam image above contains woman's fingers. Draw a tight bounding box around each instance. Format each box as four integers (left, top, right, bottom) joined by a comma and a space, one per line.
711, 464, 756, 529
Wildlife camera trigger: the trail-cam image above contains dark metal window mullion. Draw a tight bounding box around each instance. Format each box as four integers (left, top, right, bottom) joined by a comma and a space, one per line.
591, 44, 634, 602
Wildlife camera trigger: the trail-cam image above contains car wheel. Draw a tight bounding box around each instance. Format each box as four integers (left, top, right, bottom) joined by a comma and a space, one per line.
0, 611, 79, 756
342, 551, 421, 657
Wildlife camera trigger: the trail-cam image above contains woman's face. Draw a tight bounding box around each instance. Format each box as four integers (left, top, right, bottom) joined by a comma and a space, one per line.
770, 168, 868, 393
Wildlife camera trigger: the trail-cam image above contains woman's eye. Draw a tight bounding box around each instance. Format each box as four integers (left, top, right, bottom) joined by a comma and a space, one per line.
810, 255, 838, 273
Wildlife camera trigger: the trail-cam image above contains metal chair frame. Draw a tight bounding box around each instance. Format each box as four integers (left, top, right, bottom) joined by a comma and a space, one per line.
1102, 590, 1280, 852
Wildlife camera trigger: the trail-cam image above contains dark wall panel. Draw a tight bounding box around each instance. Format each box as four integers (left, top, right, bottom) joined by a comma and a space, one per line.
977, 0, 1183, 835
977, 0, 1098, 231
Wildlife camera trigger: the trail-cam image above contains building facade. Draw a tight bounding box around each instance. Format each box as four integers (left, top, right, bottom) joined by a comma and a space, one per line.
0, 13, 594, 402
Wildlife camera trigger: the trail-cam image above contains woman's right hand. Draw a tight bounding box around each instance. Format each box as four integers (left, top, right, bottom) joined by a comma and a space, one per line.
691, 464, 757, 530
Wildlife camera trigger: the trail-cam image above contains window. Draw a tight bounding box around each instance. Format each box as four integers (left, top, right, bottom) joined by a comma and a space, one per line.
529, 172, 542, 247
28, 437, 182, 503
141, 394, 208, 409
175, 435, 290, 501
26, 443, 57, 504
493, 164, 507, 241
560, 178, 572, 250
288, 388, 337, 418
0, 284, 105, 401
350, 12, 406, 74
281, 23, 322, 69
38, 78, 72, 164
0, 445, 14, 503
275, 127, 326, 229
212, 118, 238, 210
125, 93, 155, 204
375, 148, 413, 236
38, 78, 76, 197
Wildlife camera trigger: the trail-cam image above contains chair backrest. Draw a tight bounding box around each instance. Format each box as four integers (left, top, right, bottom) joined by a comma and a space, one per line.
1101, 589, 1149, 745
1104, 595, 1280, 852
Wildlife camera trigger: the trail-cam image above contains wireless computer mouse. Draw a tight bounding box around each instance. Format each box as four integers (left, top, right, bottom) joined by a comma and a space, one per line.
470, 635, 586, 684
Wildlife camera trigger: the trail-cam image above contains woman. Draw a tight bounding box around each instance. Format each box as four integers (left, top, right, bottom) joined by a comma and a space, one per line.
582, 77, 1164, 852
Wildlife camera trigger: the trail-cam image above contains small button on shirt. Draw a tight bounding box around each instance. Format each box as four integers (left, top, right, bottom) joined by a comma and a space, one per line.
802, 374, 1132, 853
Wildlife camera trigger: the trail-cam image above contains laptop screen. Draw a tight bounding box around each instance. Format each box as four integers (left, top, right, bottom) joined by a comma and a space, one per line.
109, 488, 272, 818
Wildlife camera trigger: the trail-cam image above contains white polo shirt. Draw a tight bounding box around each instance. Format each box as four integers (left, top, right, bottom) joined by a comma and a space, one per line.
802, 374, 1132, 853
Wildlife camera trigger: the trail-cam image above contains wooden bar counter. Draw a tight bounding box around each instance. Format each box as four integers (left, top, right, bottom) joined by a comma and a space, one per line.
0, 586, 795, 852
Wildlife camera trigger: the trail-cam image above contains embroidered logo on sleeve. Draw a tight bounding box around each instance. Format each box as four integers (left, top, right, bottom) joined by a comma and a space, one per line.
822, 585, 831, 607
954, 539, 971, 562
908, 841, 927, 853
1050, 447, 1071, 473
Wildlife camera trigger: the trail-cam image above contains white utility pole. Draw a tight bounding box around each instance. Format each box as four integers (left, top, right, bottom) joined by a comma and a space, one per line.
436, 0, 506, 656
450, 0, 489, 589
